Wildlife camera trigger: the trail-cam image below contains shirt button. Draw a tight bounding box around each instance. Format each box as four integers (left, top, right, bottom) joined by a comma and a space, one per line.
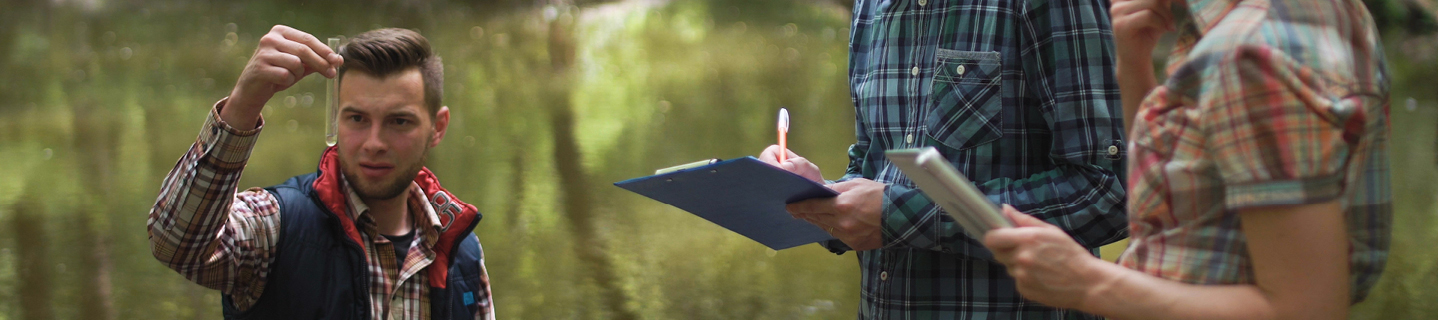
956, 65, 965, 75
1108, 145, 1120, 156
880, 271, 889, 280
905, 134, 914, 144
919, 0, 928, 5
911, 66, 919, 76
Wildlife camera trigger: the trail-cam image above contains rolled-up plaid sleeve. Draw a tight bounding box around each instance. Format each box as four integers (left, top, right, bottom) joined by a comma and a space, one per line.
147, 98, 280, 310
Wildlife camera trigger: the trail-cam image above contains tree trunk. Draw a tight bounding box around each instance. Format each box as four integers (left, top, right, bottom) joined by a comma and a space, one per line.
546, 5, 639, 319
12, 197, 54, 320
71, 216, 116, 320
71, 91, 119, 320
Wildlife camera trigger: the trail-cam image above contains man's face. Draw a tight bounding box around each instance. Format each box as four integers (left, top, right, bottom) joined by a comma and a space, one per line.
336, 68, 448, 200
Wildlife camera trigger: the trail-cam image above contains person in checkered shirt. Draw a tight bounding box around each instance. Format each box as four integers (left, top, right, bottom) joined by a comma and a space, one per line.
149, 26, 494, 319
981, 0, 1392, 318
757, 0, 1132, 317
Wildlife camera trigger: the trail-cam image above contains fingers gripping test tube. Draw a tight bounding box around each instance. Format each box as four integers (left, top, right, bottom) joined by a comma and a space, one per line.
325, 37, 340, 146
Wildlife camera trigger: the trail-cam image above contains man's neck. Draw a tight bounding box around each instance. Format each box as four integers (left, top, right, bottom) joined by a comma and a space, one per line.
363, 191, 415, 237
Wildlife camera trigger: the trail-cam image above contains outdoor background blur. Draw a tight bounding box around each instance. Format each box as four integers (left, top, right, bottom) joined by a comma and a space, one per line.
0, 0, 1434, 319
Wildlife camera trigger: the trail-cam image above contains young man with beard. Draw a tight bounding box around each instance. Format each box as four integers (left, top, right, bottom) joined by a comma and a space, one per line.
148, 26, 494, 319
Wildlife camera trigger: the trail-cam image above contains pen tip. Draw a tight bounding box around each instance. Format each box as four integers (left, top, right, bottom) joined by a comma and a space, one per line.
778, 108, 789, 131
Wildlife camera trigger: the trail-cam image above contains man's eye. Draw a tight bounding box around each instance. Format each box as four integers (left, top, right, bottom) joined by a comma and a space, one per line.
347, 115, 363, 122
393, 118, 410, 125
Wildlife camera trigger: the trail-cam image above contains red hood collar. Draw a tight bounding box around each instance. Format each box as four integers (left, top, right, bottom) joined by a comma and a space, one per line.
310, 146, 482, 288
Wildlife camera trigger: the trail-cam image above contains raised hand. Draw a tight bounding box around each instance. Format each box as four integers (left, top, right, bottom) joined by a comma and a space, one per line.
1111, 0, 1175, 60
221, 25, 343, 130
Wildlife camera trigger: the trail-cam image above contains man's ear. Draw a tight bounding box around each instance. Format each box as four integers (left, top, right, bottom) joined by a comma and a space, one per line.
431, 106, 450, 148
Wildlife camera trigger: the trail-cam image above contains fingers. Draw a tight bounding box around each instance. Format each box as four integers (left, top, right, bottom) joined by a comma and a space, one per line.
985, 230, 1022, 267
782, 161, 805, 173
253, 64, 297, 90
1002, 204, 1059, 229
1115, 9, 1174, 33
1109, 0, 1156, 16
983, 228, 1028, 253
829, 179, 866, 192
787, 199, 835, 234
1111, 0, 1174, 34
762, 145, 825, 182
785, 156, 823, 182
273, 25, 341, 77
760, 146, 801, 171
264, 35, 334, 79
1112, 0, 1174, 32
1111, 0, 1170, 18
255, 50, 305, 87
761, 145, 806, 162
784, 156, 812, 169
759, 145, 782, 165
786, 198, 836, 215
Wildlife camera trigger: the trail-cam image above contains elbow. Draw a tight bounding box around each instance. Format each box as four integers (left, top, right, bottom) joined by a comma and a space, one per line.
145, 229, 172, 265
145, 209, 178, 266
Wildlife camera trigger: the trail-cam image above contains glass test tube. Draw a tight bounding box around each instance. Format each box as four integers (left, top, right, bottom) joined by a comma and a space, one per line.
325, 37, 340, 146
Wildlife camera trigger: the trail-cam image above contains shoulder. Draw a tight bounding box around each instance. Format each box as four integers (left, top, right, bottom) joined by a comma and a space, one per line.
263, 173, 328, 225
454, 233, 484, 262
264, 173, 318, 204
1178, 0, 1384, 99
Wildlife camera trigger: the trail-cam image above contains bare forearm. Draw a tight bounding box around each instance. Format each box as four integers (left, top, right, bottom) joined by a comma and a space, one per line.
1082, 260, 1279, 320
1116, 55, 1158, 134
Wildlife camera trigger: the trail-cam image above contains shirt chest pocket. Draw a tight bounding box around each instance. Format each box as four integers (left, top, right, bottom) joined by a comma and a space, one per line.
925, 49, 1004, 151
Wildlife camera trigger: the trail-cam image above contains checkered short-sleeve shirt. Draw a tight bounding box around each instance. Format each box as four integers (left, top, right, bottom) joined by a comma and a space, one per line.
1119, 0, 1393, 303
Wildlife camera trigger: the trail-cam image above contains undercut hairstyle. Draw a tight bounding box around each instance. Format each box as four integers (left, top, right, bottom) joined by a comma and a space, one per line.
337, 28, 443, 116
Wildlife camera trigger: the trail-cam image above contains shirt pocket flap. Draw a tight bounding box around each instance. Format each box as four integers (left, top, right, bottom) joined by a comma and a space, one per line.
927, 49, 1004, 151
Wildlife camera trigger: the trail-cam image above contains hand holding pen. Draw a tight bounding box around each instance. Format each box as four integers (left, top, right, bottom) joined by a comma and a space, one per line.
760, 108, 824, 183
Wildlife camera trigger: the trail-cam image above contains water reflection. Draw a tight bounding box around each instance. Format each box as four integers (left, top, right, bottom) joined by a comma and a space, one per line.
0, 0, 1435, 319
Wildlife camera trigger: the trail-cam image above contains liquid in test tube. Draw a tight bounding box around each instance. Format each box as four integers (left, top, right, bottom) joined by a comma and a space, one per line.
325, 37, 340, 146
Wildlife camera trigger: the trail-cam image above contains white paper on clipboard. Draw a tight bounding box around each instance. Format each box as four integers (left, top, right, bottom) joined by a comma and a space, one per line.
885, 147, 1013, 238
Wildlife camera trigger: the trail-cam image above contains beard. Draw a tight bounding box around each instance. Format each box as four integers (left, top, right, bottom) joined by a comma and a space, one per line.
340, 146, 429, 201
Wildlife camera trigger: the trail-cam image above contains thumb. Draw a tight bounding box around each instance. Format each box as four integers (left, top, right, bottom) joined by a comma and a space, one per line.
829, 180, 862, 192
1002, 204, 1053, 229
780, 160, 797, 172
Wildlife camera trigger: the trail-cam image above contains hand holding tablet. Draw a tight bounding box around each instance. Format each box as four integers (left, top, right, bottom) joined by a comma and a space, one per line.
885, 147, 1014, 237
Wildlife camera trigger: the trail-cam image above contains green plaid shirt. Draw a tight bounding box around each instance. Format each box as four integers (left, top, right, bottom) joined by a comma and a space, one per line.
830, 0, 1128, 318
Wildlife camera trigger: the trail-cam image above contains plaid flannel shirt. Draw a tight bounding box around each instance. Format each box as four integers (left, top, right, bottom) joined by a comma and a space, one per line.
1118, 0, 1392, 303
147, 99, 494, 319
834, 0, 1129, 318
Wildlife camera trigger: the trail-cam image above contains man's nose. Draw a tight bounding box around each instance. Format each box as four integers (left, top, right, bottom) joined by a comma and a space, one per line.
360, 123, 387, 154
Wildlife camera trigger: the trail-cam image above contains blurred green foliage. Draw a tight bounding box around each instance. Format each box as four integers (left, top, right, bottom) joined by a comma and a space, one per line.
0, 0, 1434, 319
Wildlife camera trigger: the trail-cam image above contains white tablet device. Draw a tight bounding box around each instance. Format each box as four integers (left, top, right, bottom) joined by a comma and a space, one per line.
885, 147, 1013, 238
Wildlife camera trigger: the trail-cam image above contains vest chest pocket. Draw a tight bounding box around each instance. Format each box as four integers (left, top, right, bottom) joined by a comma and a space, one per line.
925, 49, 1004, 151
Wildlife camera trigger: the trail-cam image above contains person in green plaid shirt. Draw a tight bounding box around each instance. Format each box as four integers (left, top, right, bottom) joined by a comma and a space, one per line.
980, 0, 1392, 317
758, 0, 1130, 317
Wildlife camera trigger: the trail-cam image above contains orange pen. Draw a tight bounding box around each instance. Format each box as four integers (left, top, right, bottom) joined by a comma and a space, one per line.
777, 108, 790, 163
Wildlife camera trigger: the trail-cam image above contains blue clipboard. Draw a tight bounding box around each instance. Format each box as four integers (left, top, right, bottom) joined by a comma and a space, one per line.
614, 157, 838, 250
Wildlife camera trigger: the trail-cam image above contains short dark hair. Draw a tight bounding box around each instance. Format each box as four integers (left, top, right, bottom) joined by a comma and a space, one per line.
337, 28, 443, 115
